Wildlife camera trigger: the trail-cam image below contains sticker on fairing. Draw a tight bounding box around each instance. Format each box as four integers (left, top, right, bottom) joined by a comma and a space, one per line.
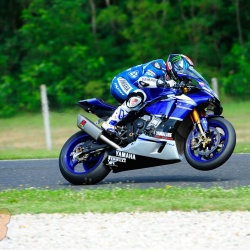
116, 151, 136, 160
154, 131, 173, 140
107, 155, 126, 167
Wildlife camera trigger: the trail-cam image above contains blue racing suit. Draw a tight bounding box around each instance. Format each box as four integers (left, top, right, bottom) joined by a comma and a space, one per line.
102, 59, 176, 134
110, 59, 167, 103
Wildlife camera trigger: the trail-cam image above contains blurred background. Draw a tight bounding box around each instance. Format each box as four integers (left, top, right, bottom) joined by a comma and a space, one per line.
0, 0, 249, 158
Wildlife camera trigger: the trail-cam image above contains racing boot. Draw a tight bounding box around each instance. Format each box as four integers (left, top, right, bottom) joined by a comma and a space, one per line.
102, 102, 130, 137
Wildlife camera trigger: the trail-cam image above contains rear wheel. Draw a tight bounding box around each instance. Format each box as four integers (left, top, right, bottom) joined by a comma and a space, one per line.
59, 131, 110, 185
185, 117, 236, 171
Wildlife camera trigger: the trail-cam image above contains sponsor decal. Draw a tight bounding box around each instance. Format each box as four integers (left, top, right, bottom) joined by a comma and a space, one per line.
128, 70, 139, 79
118, 108, 128, 120
140, 77, 156, 82
107, 155, 126, 166
118, 77, 132, 94
167, 142, 175, 146
147, 70, 156, 76
114, 82, 125, 96
116, 151, 136, 160
171, 55, 182, 63
79, 119, 87, 127
153, 62, 162, 69
154, 131, 173, 140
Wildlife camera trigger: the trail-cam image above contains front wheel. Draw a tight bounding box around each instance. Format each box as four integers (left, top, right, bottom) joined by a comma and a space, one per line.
59, 131, 110, 185
185, 117, 236, 171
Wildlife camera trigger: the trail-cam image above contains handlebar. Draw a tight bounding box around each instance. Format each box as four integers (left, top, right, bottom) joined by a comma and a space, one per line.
171, 80, 197, 94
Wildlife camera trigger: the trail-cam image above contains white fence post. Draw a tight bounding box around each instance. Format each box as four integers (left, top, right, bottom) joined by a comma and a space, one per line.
40, 84, 52, 150
211, 78, 219, 98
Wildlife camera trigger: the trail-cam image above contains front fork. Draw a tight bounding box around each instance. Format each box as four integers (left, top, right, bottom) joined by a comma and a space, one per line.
191, 109, 210, 148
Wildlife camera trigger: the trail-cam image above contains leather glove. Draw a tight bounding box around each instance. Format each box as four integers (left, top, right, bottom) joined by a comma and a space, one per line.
156, 79, 176, 88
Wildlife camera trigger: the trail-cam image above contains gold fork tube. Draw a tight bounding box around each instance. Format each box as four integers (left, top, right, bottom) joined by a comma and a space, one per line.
191, 109, 205, 136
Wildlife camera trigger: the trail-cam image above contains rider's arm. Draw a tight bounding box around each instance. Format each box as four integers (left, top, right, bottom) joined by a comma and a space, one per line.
137, 60, 176, 88
137, 75, 158, 88
138, 75, 176, 89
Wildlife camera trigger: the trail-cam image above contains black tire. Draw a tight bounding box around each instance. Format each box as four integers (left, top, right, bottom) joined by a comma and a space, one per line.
185, 117, 236, 171
59, 131, 110, 185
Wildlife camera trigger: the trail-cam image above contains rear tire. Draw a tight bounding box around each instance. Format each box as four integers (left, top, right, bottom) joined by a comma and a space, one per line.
185, 117, 236, 171
59, 131, 110, 185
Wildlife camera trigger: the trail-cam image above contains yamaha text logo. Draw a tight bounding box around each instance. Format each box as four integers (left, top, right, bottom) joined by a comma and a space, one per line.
116, 151, 136, 160
107, 151, 136, 166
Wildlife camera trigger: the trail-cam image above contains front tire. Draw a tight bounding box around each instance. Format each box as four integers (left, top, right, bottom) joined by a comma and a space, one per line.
59, 131, 110, 185
185, 117, 236, 171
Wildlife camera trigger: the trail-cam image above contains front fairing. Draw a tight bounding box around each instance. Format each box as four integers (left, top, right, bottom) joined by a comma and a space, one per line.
145, 67, 222, 118
177, 68, 219, 100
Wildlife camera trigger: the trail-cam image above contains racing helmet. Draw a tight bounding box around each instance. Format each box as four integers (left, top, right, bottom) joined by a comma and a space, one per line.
166, 54, 194, 80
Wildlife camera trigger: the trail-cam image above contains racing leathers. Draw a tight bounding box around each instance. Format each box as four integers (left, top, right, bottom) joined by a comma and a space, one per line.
102, 59, 176, 135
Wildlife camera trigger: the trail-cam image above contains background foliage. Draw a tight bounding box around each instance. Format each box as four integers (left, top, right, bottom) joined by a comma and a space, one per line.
0, 0, 249, 117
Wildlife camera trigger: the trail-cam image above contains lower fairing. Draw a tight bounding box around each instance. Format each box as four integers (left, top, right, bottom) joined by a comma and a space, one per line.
104, 134, 183, 173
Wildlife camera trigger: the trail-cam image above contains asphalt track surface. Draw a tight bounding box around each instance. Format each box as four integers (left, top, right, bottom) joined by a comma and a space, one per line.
0, 154, 249, 190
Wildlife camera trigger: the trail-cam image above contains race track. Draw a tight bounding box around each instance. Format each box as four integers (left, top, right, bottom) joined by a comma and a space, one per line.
0, 154, 249, 190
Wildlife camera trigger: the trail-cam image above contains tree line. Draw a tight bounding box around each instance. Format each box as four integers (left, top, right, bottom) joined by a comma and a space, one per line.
0, 0, 249, 117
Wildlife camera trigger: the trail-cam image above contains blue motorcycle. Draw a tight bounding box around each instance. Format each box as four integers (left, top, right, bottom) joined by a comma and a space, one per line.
59, 65, 236, 185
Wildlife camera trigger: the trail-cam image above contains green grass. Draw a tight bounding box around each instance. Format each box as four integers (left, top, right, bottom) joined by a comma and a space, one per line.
0, 100, 249, 159
0, 187, 249, 215
0, 109, 79, 160
221, 100, 250, 153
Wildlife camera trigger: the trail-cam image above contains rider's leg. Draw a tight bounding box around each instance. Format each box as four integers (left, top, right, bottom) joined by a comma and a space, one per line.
101, 102, 130, 134
102, 77, 146, 134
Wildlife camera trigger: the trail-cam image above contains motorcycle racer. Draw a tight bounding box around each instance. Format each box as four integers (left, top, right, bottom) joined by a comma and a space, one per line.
60, 53, 236, 185
102, 56, 178, 135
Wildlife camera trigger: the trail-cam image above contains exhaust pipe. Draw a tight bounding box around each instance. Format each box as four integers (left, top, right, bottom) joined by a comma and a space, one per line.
77, 114, 121, 149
